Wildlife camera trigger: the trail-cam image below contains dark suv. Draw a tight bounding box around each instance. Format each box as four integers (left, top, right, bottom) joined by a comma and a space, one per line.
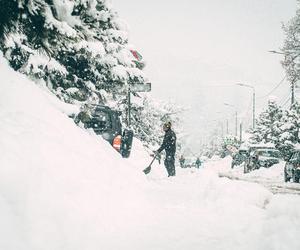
284, 149, 300, 183
244, 147, 281, 173
76, 105, 133, 158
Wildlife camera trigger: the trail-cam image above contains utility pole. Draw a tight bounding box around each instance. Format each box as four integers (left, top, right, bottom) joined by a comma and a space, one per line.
226, 119, 229, 134
235, 111, 238, 137
224, 103, 238, 136
269, 50, 298, 109
221, 122, 224, 138
127, 87, 131, 127
253, 89, 255, 129
239, 122, 243, 143
236, 83, 255, 130
291, 79, 295, 107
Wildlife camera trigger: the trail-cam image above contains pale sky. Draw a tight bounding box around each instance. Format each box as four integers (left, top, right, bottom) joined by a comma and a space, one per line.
112, 0, 298, 150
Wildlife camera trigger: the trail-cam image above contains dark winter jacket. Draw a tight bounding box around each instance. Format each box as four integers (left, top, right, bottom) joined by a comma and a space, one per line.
158, 128, 176, 155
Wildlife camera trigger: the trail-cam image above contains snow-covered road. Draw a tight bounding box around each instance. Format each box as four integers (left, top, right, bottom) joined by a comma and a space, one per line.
217, 158, 300, 195
141, 160, 300, 250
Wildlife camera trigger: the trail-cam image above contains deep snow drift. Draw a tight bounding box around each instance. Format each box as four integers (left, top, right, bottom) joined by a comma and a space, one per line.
1, 54, 300, 250
0, 54, 156, 250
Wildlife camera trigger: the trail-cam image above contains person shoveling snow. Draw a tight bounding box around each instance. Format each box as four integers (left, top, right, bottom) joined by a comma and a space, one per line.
144, 122, 177, 177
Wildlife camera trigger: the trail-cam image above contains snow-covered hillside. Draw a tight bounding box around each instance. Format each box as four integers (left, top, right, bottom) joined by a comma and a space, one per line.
1, 53, 300, 250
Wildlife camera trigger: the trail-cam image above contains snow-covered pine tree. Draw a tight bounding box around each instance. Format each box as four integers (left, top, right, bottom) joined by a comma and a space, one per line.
0, 0, 147, 104
0, 0, 182, 149
275, 102, 300, 159
282, 4, 300, 86
250, 98, 283, 144
128, 97, 183, 150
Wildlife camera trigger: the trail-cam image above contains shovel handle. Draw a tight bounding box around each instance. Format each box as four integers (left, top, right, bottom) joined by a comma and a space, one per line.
149, 155, 156, 167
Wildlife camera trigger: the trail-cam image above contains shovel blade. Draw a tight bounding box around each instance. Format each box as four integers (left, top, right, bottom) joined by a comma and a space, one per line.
143, 166, 151, 174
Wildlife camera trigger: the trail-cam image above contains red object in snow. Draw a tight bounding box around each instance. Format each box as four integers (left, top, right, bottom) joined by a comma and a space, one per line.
112, 135, 122, 151
130, 50, 143, 61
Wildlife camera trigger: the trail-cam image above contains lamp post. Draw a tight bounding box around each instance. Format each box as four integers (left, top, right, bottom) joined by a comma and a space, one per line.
226, 119, 229, 134
236, 83, 255, 129
223, 103, 238, 137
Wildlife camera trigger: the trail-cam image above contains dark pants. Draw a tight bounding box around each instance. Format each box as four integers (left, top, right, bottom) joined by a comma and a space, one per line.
164, 154, 175, 177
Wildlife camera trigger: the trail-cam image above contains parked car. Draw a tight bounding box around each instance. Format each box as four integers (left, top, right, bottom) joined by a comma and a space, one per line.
244, 147, 281, 173
284, 149, 300, 183
75, 105, 133, 158
231, 149, 248, 168
183, 158, 197, 168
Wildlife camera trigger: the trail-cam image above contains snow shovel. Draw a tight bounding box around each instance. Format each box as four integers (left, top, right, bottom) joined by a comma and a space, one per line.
143, 154, 158, 174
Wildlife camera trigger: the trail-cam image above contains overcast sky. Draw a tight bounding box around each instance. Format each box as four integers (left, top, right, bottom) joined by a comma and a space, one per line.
112, 0, 298, 149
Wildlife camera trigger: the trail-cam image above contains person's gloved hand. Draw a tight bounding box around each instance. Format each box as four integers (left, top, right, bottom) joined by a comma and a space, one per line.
150, 151, 156, 157
155, 152, 161, 164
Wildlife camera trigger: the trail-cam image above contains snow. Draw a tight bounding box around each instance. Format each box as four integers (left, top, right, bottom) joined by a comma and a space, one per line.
1, 54, 300, 249
73, 41, 106, 58
23, 54, 67, 75
111, 64, 128, 80
0, 55, 152, 249
4, 33, 27, 49
44, 5, 77, 38
115, 48, 135, 66
106, 28, 129, 42
52, 0, 81, 27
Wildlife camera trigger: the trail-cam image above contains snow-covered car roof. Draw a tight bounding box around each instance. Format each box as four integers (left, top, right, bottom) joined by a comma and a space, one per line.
255, 148, 279, 152
248, 143, 275, 149
239, 143, 250, 150
238, 142, 275, 151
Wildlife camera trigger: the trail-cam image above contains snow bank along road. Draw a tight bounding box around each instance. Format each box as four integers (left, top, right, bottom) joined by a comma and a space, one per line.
219, 171, 300, 195
216, 158, 300, 195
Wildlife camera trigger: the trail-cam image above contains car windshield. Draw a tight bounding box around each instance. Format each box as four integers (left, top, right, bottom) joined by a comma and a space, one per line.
91, 111, 112, 130
290, 151, 300, 163
257, 149, 281, 158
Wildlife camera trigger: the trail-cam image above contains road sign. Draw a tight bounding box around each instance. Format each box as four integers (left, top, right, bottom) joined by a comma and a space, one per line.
130, 82, 151, 92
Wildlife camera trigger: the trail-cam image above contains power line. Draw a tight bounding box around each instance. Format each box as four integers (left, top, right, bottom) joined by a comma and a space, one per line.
282, 97, 291, 108
257, 75, 287, 99
278, 93, 290, 106
279, 91, 291, 107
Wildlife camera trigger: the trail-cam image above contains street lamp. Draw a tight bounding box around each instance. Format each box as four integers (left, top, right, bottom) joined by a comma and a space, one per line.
223, 103, 238, 137
268, 50, 285, 55
236, 83, 255, 129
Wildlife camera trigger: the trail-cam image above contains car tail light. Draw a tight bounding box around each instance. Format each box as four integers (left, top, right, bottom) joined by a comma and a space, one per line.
112, 135, 122, 151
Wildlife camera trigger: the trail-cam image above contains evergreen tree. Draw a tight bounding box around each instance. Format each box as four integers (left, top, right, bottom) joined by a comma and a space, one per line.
249, 99, 300, 160
0, 0, 147, 104
250, 99, 283, 144
275, 102, 300, 159
282, 3, 300, 87
0, 0, 181, 148
129, 97, 183, 150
